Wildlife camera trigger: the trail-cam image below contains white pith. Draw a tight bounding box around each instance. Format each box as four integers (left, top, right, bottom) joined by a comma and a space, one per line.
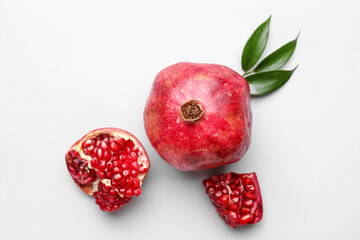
226, 185, 233, 204
70, 129, 150, 197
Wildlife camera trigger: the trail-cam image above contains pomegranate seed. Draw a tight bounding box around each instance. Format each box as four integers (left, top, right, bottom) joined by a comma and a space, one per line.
131, 161, 139, 169
132, 178, 140, 188
83, 145, 94, 155
110, 142, 121, 152
98, 160, 107, 171
245, 185, 255, 191
243, 200, 254, 207
113, 174, 121, 181
82, 139, 93, 148
207, 188, 215, 195
100, 141, 108, 150
96, 148, 103, 159
215, 191, 222, 198
113, 137, 125, 146
126, 189, 133, 196
104, 151, 112, 161
121, 163, 129, 169
95, 139, 101, 148
244, 191, 256, 200
229, 211, 237, 220
68, 164, 75, 172
133, 188, 142, 196
131, 170, 137, 177
126, 140, 135, 149
138, 166, 146, 173
240, 207, 251, 214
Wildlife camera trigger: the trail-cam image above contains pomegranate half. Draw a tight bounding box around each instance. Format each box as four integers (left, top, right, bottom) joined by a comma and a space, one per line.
144, 62, 252, 171
65, 128, 150, 212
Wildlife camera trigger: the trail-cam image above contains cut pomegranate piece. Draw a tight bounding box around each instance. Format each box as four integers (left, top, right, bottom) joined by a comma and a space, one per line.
203, 172, 263, 228
65, 128, 150, 212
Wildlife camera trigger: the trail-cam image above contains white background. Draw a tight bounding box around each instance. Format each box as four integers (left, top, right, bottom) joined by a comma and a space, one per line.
0, 0, 359, 239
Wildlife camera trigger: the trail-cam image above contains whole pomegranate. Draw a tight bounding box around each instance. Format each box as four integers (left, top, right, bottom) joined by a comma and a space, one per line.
144, 62, 252, 171
65, 128, 150, 212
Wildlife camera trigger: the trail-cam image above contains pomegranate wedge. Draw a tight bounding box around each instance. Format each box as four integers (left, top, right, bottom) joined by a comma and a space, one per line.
203, 172, 263, 227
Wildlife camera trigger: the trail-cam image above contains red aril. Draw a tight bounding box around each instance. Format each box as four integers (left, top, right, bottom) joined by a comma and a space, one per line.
203, 172, 263, 228
144, 62, 252, 171
65, 128, 150, 212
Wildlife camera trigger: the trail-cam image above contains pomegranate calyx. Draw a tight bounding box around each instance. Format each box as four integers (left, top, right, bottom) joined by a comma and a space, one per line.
180, 99, 204, 123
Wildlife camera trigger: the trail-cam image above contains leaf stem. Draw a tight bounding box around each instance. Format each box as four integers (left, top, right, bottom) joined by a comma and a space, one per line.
243, 71, 254, 77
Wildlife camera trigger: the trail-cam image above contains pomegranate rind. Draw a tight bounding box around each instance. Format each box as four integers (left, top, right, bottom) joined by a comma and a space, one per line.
250, 172, 263, 224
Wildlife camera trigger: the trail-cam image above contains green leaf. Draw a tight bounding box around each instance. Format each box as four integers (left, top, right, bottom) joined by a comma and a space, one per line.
254, 34, 298, 72
241, 16, 271, 72
245, 66, 297, 96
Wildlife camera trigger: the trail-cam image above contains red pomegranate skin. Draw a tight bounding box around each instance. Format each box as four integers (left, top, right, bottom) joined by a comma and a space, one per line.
144, 62, 252, 171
